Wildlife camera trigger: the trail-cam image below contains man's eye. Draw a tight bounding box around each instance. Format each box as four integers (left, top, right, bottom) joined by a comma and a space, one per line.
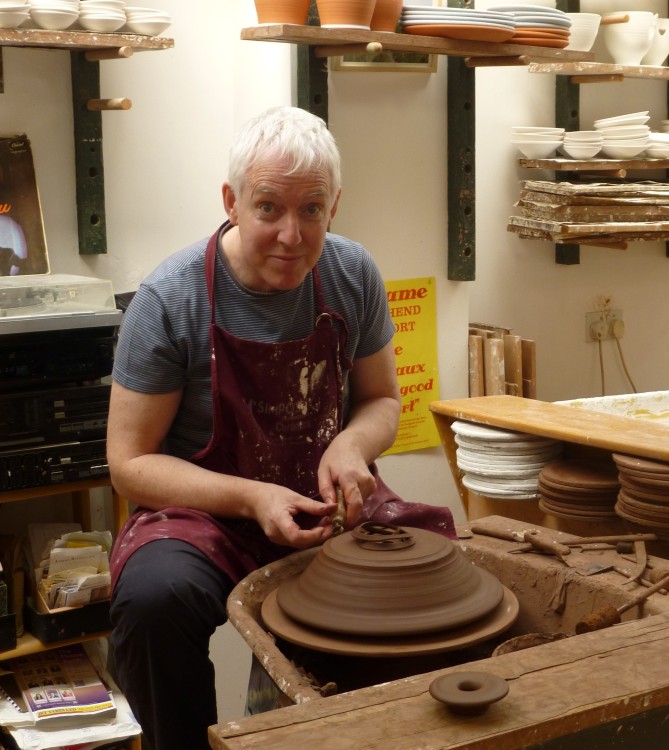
305, 204, 323, 216
258, 203, 273, 214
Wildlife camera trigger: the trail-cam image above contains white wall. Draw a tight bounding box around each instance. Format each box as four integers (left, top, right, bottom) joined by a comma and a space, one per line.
4, 0, 668, 727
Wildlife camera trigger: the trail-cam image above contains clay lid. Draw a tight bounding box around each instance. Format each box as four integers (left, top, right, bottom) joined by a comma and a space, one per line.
540, 458, 619, 490
275, 523, 504, 637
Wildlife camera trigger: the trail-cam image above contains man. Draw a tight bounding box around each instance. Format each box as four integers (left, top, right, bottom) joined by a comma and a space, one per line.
107, 106, 455, 750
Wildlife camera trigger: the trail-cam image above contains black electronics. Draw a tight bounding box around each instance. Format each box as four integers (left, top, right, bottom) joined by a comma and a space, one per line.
0, 439, 109, 492
0, 383, 110, 448
0, 311, 121, 392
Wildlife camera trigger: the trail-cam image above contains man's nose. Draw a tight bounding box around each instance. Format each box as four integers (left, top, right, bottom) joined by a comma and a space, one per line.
277, 212, 302, 245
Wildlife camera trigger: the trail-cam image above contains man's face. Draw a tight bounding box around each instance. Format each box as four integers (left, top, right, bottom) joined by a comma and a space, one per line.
223, 157, 340, 293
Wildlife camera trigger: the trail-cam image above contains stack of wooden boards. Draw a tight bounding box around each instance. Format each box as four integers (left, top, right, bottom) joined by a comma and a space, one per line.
469, 323, 536, 399
507, 180, 669, 248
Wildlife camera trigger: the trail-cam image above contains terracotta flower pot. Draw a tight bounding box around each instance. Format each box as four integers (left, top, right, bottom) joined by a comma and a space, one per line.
370, 0, 402, 32
254, 0, 311, 25
316, 0, 377, 29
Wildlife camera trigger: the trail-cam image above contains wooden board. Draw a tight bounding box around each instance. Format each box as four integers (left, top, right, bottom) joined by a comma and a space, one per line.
519, 189, 669, 207
522, 180, 669, 197
0, 28, 173, 50
241, 24, 595, 62
529, 60, 669, 80
518, 157, 669, 172
515, 199, 669, 223
209, 612, 669, 750
429, 396, 669, 463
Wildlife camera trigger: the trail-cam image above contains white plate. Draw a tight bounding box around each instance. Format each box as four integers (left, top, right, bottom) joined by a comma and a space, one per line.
593, 112, 649, 128
452, 420, 551, 442
489, 4, 567, 14
462, 475, 540, 499
402, 19, 515, 28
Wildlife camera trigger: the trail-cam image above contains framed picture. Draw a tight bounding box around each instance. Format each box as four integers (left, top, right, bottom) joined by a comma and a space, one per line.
330, 50, 438, 73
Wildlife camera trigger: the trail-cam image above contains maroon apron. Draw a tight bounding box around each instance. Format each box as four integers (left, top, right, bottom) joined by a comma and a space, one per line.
110, 226, 456, 589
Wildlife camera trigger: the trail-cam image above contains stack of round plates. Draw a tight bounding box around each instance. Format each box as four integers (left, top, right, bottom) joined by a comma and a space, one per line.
613, 453, 669, 538
452, 420, 562, 500
538, 458, 620, 522
400, 4, 515, 43
489, 4, 571, 47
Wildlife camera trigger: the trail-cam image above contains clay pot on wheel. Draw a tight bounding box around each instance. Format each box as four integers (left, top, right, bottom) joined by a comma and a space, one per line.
370, 0, 403, 32
254, 0, 311, 25
316, 0, 377, 29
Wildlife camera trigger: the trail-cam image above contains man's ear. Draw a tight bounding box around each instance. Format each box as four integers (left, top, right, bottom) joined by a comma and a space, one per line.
222, 183, 238, 224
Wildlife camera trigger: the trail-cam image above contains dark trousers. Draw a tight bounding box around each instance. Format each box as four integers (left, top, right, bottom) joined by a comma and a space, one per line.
109, 539, 233, 750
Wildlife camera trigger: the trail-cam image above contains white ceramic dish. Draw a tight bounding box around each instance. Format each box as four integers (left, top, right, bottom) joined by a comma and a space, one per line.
79, 14, 125, 31
594, 113, 649, 128
562, 143, 602, 159
645, 146, 669, 158
0, 9, 28, 26
125, 18, 170, 34
601, 142, 648, 159
563, 130, 603, 142
28, 7, 78, 29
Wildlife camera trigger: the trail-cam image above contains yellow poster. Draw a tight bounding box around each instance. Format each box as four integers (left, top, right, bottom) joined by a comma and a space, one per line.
384, 276, 441, 455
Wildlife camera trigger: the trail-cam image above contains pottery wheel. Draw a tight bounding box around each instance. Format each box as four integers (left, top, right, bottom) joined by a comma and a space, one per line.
276, 525, 504, 636
261, 585, 519, 658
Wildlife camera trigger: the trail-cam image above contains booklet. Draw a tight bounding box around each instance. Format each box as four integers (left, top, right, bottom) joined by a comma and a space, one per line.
5, 644, 116, 727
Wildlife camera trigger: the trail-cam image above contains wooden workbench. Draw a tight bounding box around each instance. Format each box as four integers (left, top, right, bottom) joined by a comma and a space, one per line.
209, 610, 669, 750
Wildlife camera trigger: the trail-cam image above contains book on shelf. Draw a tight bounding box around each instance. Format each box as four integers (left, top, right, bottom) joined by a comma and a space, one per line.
0, 643, 116, 727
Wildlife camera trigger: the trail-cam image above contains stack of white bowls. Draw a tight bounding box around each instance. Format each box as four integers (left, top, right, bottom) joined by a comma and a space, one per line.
124, 4, 170, 35
564, 12, 601, 51
594, 111, 651, 159
79, 0, 126, 31
0, 0, 30, 29
510, 125, 564, 159
561, 130, 604, 159
28, 0, 79, 30
660, 119, 669, 134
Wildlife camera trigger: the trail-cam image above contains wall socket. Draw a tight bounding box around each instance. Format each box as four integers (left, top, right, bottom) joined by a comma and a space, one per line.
586, 309, 623, 342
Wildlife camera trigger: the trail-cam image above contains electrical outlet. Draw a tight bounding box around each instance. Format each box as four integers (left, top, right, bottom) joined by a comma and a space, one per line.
586, 309, 623, 342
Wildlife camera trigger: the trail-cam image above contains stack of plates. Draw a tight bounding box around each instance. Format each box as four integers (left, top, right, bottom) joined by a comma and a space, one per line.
400, 4, 515, 43
489, 3, 571, 47
646, 132, 669, 159
613, 453, 669, 539
452, 420, 563, 500
594, 111, 651, 159
538, 459, 620, 522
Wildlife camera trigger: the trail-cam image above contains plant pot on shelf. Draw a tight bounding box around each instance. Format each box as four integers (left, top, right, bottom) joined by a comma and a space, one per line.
370, 0, 402, 32
253, 0, 311, 25
316, 0, 377, 29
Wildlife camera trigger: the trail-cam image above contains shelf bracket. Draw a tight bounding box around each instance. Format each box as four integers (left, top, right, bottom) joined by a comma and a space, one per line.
447, 54, 476, 280
70, 51, 107, 255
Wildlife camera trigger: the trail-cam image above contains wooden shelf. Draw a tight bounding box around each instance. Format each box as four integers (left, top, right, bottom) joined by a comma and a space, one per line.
241, 24, 595, 64
0, 27, 173, 51
0, 629, 111, 661
529, 60, 669, 82
518, 156, 669, 174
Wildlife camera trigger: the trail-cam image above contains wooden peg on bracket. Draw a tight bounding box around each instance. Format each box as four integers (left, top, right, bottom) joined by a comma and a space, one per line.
84, 46, 134, 61
87, 98, 133, 111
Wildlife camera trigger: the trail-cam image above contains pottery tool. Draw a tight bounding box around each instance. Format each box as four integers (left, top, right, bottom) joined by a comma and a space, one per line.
522, 530, 613, 576
331, 486, 346, 536
621, 540, 647, 586
575, 571, 669, 634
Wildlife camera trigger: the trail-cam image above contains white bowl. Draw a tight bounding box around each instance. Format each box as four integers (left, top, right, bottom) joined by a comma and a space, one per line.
125, 18, 169, 34
29, 7, 78, 28
0, 8, 28, 26
642, 19, 669, 66
645, 146, 669, 158
600, 142, 649, 159
511, 132, 564, 141
79, 13, 125, 31
512, 140, 562, 159
512, 125, 564, 134
563, 130, 603, 143
561, 143, 602, 159
564, 12, 600, 51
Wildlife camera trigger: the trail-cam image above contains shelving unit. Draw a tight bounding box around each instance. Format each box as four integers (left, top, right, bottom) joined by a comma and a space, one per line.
0, 478, 127, 660
242, 21, 594, 281
0, 28, 174, 255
